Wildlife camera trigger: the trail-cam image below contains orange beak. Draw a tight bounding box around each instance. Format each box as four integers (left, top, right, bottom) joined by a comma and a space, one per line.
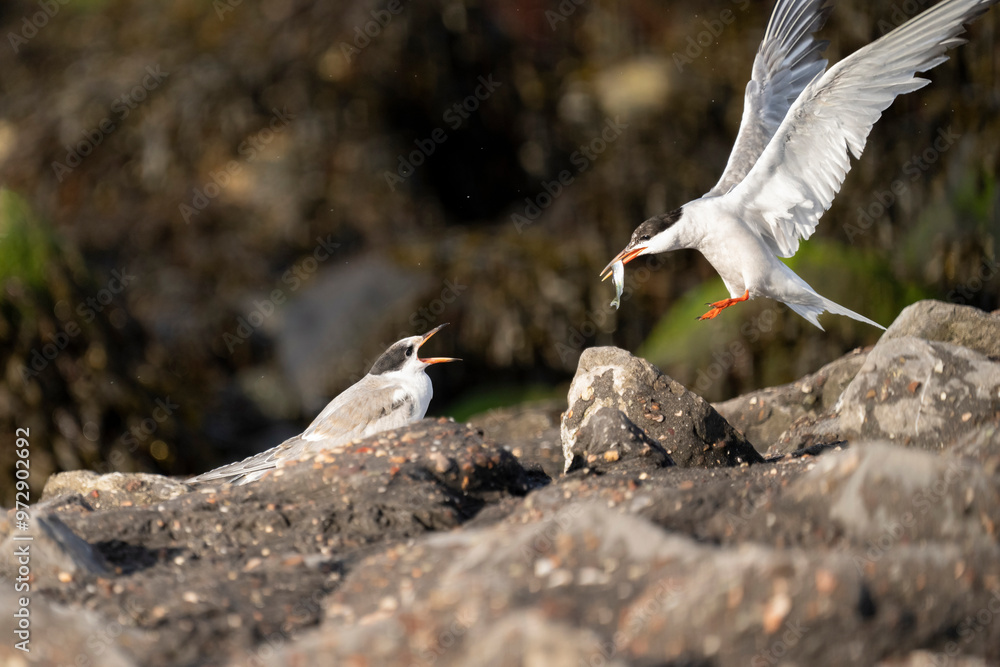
417, 323, 460, 365
600, 245, 647, 281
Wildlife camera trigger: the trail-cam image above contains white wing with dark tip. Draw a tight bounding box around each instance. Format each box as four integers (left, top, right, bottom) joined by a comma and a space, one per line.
728, 0, 997, 258
706, 0, 832, 197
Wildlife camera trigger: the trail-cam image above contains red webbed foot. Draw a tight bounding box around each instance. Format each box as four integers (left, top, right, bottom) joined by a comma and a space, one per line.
698, 289, 750, 321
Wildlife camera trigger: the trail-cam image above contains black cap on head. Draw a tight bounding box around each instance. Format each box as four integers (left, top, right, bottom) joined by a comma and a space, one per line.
630, 208, 682, 246
369, 338, 417, 375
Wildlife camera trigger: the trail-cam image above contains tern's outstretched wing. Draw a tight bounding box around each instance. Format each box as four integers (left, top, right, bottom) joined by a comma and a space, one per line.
706, 0, 831, 197
729, 0, 996, 258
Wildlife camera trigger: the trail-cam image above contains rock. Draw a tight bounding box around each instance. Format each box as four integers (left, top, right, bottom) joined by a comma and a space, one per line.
7, 418, 535, 666
948, 421, 1000, 476
265, 504, 1000, 666
777, 336, 1000, 455
40, 470, 189, 509
0, 512, 108, 587
10, 332, 1000, 666
467, 400, 564, 478
561, 346, 763, 471
0, 593, 144, 667
714, 347, 869, 448
564, 406, 674, 472
881, 300, 1000, 360
740, 442, 1000, 547
833, 337, 1000, 451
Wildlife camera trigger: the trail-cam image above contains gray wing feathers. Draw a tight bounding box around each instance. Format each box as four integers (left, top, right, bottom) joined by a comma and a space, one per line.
707, 0, 831, 197
189, 377, 414, 486
186, 433, 316, 485
299, 378, 403, 440
734, 0, 996, 257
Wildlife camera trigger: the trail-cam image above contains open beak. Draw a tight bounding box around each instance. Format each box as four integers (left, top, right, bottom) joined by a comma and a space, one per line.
600, 245, 647, 281
417, 323, 460, 365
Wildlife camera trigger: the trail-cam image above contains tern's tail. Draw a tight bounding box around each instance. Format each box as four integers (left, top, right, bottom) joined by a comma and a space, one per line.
786, 296, 885, 331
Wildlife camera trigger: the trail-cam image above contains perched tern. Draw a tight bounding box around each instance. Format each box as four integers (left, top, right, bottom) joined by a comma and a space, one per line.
189, 324, 458, 485
602, 0, 996, 330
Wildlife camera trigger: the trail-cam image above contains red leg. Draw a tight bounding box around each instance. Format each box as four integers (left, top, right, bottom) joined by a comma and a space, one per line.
698, 289, 750, 321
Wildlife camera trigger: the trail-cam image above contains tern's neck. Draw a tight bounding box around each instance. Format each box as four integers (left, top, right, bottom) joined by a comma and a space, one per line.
646, 205, 702, 254
383, 367, 431, 392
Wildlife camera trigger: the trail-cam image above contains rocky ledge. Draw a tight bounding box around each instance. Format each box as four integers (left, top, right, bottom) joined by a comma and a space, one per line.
2, 300, 999, 666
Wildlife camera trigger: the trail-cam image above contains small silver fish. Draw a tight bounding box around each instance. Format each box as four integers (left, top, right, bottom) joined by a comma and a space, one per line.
609, 260, 625, 309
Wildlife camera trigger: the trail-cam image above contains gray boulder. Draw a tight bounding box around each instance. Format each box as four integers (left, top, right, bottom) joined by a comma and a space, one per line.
714, 347, 869, 448
41, 470, 189, 509
881, 299, 1000, 359
834, 336, 1000, 451
565, 405, 674, 472
0, 512, 108, 587
778, 335, 1000, 455
561, 347, 763, 471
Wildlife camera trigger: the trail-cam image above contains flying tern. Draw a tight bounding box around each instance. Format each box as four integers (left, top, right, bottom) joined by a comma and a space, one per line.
602, 0, 996, 329
189, 324, 459, 485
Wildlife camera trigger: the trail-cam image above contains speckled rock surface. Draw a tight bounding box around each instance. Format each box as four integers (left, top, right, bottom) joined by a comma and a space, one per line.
565, 405, 674, 473
40, 470, 189, 509
714, 347, 870, 450
6, 304, 1000, 666
881, 300, 1000, 360
468, 400, 564, 478
5, 419, 535, 666
561, 346, 763, 471
779, 336, 1000, 455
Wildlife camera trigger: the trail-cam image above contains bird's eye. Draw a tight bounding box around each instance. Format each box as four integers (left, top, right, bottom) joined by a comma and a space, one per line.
639, 234, 650, 241
405, 346, 413, 357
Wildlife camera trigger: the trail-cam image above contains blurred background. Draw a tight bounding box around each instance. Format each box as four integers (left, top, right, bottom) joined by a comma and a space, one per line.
0, 0, 997, 503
